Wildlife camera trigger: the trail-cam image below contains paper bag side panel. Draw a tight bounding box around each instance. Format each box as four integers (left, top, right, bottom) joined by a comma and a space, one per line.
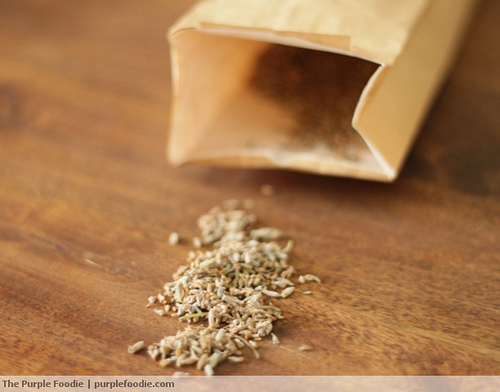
353, 0, 478, 178
170, 0, 429, 66
168, 31, 266, 163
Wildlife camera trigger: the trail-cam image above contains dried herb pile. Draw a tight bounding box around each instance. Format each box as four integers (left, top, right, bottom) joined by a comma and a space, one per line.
130, 201, 320, 375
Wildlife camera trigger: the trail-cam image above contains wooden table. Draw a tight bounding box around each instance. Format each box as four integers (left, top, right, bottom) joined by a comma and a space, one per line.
0, 0, 498, 376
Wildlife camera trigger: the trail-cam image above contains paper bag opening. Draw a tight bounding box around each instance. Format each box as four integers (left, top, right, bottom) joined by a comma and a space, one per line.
169, 31, 386, 180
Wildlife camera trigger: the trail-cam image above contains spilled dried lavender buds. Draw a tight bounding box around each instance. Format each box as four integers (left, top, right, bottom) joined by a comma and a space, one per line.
132, 201, 320, 375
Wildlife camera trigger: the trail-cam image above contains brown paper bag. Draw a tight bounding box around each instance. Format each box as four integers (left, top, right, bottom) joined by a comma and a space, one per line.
167, 0, 477, 181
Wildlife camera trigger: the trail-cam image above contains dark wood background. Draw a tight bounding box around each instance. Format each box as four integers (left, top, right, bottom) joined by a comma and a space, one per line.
0, 0, 498, 375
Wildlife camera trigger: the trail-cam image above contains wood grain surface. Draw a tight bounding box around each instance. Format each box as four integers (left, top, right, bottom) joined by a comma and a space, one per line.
0, 0, 498, 376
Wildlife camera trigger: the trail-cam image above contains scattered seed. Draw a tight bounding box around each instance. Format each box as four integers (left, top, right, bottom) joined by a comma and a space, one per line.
181, 356, 198, 366
303, 291, 312, 295
299, 345, 312, 351
208, 308, 216, 328
159, 358, 174, 367
227, 356, 245, 363
250, 227, 284, 241
283, 240, 294, 253
209, 352, 221, 368
127, 341, 145, 354
204, 364, 214, 376
303, 274, 321, 283
235, 335, 260, 359
148, 345, 161, 360
196, 353, 209, 370
261, 289, 280, 298
178, 312, 209, 322
271, 333, 280, 345
249, 340, 259, 349
235, 339, 245, 349
281, 287, 295, 298
146, 296, 157, 307
298, 275, 306, 284
193, 237, 202, 249
173, 372, 190, 377
215, 328, 226, 343
169, 231, 180, 246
